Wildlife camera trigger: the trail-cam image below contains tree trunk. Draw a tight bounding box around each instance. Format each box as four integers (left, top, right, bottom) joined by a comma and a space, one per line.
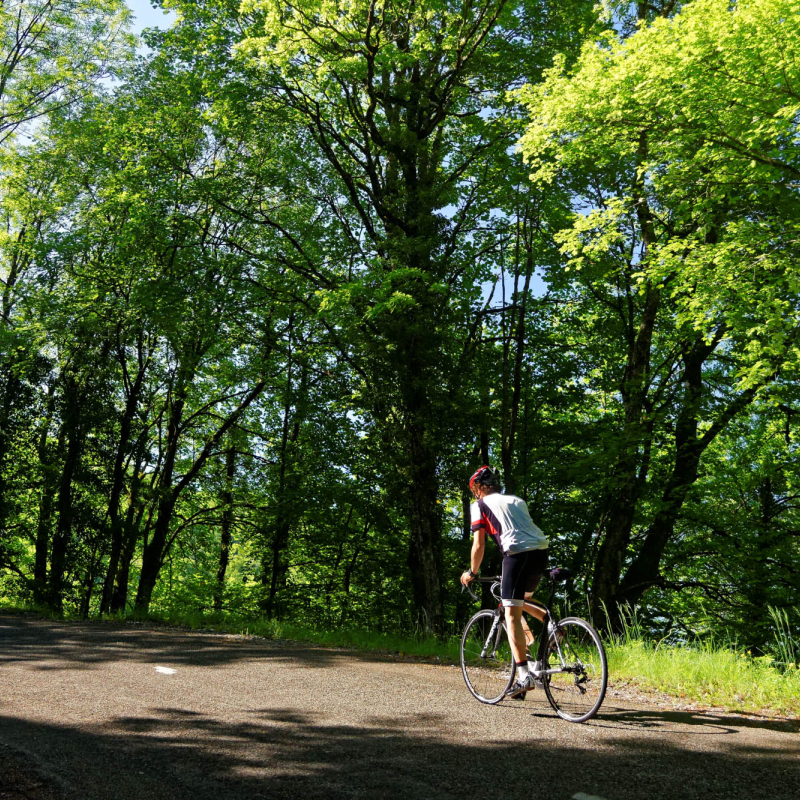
134, 367, 190, 614
109, 446, 148, 614
339, 530, 364, 625
135, 366, 268, 614
500, 214, 535, 496
263, 351, 304, 618
590, 282, 660, 629
0, 368, 19, 541
48, 384, 83, 612
406, 423, 444, 633
618, 334, 759, 607
33, 389, 60, 605
135, 496, 178, 613
213, 442, 236, 611
100, 346, 147, 615
590, 133, 662, 629
110, 513, 146, 614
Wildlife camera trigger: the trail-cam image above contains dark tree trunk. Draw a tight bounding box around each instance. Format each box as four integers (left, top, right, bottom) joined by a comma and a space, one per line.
48, 384, 83, 612
110, 514, 146, 615
134, 364, 190, 614
324, 506, 352, 618
213, 442, 236, 612
0, 231, 29, 535
339, 529, 364, 625
266, 516, 291, 617
618, 333, 759, 607
0, 368, 19, 541
566, 510, 603, 607
136, 500, 176, 613
406, 423, 444, 633
590, 282, 660, 629
80, 560, 98, 619
480, 431, 489, 465
101, 343, 148, 615
263, 352, 304, 618
33, 390, 60, 606
500, 216, 535, 496
135, 367, 267, 614
109, 447, 147, 614
100, 393, 145, 614
590, 129, 662, 629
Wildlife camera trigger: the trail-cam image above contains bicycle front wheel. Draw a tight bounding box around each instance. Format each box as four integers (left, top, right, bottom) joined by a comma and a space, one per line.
460, 609, 515, 704
543, 617, 607, 722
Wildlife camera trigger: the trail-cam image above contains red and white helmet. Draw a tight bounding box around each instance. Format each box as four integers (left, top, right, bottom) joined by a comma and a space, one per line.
469, 465, 500, 491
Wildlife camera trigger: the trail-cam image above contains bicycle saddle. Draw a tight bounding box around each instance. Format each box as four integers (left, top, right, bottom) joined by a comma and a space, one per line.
549, 567, 573, 582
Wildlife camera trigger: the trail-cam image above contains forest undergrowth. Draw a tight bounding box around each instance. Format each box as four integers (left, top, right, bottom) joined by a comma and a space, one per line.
3, 602, 797, 718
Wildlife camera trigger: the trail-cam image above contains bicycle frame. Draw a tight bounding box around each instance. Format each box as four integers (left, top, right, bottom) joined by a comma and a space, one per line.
479, 614, 505, 659
468, 576, 566, 672
526, 582, 569, 672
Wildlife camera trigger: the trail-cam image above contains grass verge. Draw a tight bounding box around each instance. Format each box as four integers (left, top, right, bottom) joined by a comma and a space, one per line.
606, 639, 800, 716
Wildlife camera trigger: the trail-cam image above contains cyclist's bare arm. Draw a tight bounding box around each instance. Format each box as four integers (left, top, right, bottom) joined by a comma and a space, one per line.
460, 528, 486, 586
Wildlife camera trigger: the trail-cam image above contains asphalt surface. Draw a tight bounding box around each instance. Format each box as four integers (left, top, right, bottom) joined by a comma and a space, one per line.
0, 615, 798, 800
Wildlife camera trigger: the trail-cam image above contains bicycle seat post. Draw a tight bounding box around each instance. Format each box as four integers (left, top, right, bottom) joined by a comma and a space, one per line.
547, 580, 557, 617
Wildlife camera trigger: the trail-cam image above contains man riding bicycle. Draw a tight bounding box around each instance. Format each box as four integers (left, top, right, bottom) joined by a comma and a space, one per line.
460, 466, 549, 698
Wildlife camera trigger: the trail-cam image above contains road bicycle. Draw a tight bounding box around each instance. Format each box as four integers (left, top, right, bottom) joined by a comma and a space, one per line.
460, 567, 607, 723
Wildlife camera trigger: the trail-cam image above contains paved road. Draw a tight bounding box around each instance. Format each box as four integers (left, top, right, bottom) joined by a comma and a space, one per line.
0, 615, 798, 800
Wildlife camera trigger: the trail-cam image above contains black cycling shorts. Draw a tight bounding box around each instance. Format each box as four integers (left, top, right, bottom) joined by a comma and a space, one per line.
501, 548, 549, 607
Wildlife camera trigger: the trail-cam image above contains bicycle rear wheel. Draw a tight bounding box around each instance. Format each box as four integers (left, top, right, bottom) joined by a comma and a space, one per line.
543, 617, 607, 722
460, 609, 515, 704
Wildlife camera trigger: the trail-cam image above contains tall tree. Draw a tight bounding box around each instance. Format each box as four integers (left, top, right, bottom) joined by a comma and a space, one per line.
228, 0, 595, 631
518, 0, 800, 626
0, 0, 132, 143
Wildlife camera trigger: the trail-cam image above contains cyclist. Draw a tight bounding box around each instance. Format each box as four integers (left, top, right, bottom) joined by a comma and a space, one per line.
460, 466, 549, 698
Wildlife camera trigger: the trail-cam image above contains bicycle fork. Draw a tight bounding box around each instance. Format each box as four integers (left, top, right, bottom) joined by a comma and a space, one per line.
480, 611, 505, 658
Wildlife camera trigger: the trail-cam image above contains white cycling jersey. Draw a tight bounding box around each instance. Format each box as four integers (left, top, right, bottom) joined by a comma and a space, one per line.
470, 493, 548, 555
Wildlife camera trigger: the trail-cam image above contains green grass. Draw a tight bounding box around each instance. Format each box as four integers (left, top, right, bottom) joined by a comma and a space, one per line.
3, 601, 798, 716
602, 605, 800, 716
606, 638, 800, 716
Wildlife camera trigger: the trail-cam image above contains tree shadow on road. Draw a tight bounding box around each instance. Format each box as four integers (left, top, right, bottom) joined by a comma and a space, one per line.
0, 614, 360, 671
591, 706, 799, 736
1, 701, 799, 800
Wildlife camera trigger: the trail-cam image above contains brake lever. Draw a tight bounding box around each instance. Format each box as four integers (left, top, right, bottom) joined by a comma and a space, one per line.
461, 581, 479, 602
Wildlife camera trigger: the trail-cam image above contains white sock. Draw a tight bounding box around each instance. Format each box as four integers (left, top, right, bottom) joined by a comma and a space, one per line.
516, 662, 529, 680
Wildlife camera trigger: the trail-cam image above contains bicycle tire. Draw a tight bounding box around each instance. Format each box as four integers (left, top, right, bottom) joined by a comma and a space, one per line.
543, 616, 607, 722
460, 609, 516, 704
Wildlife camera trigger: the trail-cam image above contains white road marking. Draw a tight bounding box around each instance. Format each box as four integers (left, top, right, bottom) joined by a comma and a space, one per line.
573, 794, 609, 800
154, 666, 176, 675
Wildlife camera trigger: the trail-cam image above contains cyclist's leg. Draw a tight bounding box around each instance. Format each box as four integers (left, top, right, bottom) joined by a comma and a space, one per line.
501, 551, 538, 691
521, 616, 535, 648
522, 598, 546, 623
520, 549, 549, 646
503, 604, 527, 664
521, 597, 543, 650
521, 600, 543, 647
524, 548, 548, 622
